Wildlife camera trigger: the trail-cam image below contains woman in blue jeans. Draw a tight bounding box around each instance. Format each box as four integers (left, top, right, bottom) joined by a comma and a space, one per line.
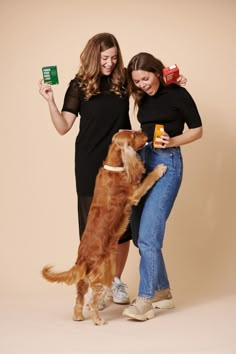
123, 52, 203, 321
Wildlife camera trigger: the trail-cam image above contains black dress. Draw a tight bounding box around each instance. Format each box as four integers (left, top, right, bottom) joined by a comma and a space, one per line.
62, 75, 132, 243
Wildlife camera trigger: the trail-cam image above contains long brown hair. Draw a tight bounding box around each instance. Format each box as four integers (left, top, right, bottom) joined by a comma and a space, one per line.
127, 52, 166, 107
76, 33, 126, 99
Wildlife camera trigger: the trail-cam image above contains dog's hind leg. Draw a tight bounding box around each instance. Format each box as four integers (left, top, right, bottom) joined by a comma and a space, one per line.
73, 279, 88, 321
89, 283, 106, 325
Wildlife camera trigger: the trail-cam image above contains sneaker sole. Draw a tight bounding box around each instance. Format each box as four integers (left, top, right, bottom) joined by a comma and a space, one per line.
122, 309, 155, 321
152, 298, 175, 309
113, 299, 130, 305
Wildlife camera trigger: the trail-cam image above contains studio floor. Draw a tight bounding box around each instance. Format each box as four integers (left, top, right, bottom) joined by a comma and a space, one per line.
1, 288, 235, 354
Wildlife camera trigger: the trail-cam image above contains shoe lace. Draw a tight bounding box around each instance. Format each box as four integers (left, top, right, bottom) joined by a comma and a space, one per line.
118, 283, 128, 294
113, 281, 128, 295
131, 297, 150, 305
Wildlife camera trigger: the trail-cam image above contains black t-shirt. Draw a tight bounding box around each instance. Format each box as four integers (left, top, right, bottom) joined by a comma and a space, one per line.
138, 84, 202, 141
62, 76, 131, 196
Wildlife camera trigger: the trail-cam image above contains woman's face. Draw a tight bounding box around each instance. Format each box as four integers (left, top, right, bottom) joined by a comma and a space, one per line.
100, 47, 118, 76
131, 70, 160, 96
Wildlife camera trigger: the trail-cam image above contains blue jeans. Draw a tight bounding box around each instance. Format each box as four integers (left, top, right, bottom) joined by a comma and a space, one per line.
131, 143, 183, 298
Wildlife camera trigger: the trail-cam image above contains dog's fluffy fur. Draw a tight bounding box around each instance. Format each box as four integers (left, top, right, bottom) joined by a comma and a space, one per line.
42, 130, 167, 325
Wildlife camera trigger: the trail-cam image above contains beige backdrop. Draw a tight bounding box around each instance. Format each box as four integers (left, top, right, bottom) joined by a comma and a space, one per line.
1, 0, 235, 323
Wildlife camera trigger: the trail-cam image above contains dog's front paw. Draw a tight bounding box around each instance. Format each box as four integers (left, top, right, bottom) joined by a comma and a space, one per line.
154, 164, 167, 178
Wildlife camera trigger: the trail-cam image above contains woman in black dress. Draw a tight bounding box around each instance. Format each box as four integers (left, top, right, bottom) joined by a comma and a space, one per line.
38, 33, 131, 306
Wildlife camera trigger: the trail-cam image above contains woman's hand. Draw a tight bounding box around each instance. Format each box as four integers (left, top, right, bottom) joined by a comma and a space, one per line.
177, 75, 187, 86
159, 132, 170, 148
38, 79, 54, 101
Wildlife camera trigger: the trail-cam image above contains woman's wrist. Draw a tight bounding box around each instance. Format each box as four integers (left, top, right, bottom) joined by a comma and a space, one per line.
168, 137, 176, 148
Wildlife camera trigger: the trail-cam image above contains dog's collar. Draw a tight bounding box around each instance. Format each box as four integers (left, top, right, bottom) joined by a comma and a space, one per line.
103, 164, 125, 172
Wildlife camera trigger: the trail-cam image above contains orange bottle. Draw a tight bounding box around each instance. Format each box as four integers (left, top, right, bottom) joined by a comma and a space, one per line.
153, 124, 164, 148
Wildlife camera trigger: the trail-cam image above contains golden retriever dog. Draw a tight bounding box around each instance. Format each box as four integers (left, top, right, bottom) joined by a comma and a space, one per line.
42, 130, 167, 325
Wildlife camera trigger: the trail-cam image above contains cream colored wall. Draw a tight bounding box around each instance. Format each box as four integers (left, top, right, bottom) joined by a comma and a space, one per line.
1, 0, 235, 301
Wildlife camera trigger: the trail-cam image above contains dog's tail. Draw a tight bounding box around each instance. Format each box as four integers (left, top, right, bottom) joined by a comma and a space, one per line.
42, 264, 85, 285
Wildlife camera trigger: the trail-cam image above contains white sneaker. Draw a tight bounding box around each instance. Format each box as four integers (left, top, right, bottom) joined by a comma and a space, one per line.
112, 277, 130, 304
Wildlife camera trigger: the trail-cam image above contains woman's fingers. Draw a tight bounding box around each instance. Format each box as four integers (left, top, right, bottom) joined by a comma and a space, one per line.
38, 79, 53, 100
178, 74, 187, 86
160, 133, 170, 148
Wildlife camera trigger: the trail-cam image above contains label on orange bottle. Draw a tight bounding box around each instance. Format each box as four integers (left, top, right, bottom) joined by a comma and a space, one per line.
153, 124, 164, 148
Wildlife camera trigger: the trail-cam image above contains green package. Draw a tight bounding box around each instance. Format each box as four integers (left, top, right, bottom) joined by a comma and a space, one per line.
42, 66, 59, 85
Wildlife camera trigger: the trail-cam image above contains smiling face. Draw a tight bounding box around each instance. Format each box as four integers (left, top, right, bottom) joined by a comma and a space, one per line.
100, 47, 118, 76
131, 70, 160, 96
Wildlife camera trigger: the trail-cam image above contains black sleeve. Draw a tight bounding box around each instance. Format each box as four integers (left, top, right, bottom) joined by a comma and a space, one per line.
61, 78, 81, 116
179, 88, 202, 129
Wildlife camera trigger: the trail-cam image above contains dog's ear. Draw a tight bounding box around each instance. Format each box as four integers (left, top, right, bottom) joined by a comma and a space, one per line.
121, 144, 145, 184
112, 131, 145, 184
112, 130, 135, 148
